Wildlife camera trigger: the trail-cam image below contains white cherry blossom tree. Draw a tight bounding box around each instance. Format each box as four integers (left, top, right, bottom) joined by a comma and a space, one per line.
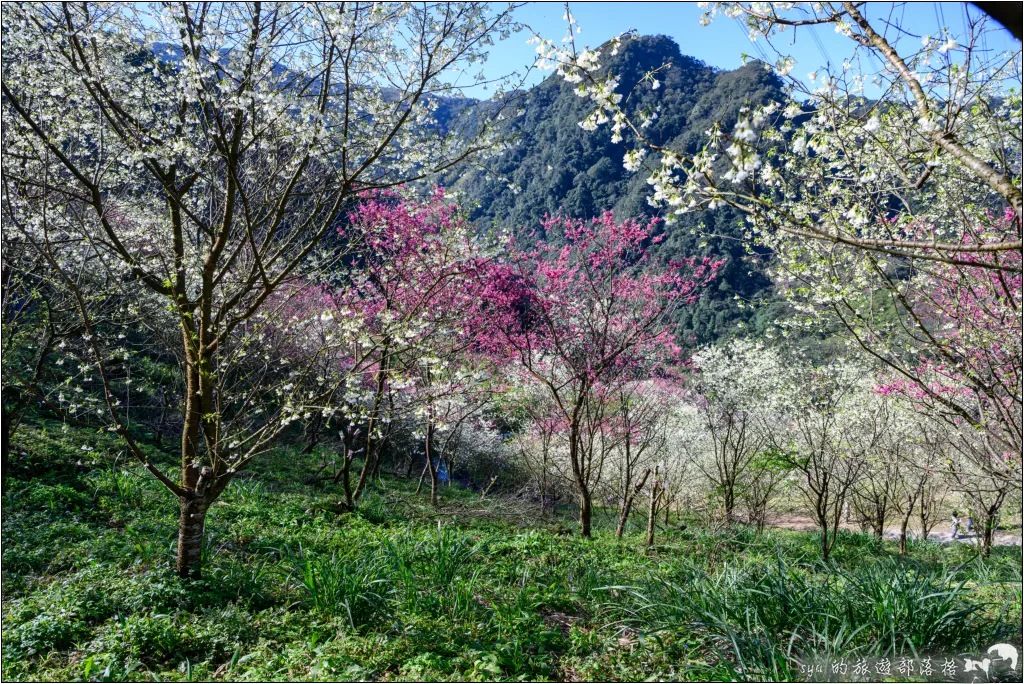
1, 1, 521, 578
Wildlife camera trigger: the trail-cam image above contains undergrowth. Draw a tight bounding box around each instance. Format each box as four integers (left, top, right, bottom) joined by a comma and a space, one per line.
2, 421, 1021, 681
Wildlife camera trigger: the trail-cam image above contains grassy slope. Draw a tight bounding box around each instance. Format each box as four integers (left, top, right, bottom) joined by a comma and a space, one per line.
2, 421, 1022, 682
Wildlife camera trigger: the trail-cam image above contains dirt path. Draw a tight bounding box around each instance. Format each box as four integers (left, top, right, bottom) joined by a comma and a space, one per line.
766, 513, 1023, 547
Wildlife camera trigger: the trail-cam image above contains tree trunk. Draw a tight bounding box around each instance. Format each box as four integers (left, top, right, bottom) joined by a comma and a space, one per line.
352, 341, 389, 502
817, 502, 833, 561
568, 413, 592, 538
370, 440, 385, 481
330, 430, 356, 510
616, 468, 650, 538
919, 493, 932, 541
982, 518, 995, 557
181, 355, 203, 477
723, 486, 735, 525
427, 425, 438, 506
175, 497, 207, 578
425, 422, 438, 506
341, 455, 354, 510
174, 461, 231, 578
539, 449, 549, 517
898, 485, 921, 555
646, 479, 659, 546
176, 351, 208, 576
176, 494, 208, 578
352, 433, 375, 501
415, 461, 428, 495
899, 515, 910, 555
979, 496, 1005, 558
579, 491, 592, 537
615, 499, 631, 538
404, 452, 416, 479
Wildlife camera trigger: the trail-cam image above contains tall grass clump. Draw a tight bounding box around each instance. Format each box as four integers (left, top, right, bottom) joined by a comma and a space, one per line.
488, 569, 542, 635
226, 479, 270, 508
422, 523, 480, 586
381, 531, 421, 611
599, 554, 1012, 680
90, 463, 148, 507
284, 544, 392, 631
840, 558, 987, 653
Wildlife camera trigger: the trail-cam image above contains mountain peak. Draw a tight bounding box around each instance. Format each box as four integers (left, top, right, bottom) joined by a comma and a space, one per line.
445, 37, 785, 344
598, 34, 708, 82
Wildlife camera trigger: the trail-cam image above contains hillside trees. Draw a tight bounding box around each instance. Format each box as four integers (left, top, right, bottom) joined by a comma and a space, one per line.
450, 34, 782, 345
1, 2, 519, 578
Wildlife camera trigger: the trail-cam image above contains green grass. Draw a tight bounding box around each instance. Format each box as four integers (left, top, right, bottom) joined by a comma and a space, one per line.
2, 421, 1021, 681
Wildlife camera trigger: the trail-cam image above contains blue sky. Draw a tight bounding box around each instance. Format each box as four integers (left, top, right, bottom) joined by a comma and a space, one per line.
457, 2, 1020, 98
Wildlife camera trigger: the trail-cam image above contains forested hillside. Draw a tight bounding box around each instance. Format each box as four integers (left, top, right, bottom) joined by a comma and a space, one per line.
449, 35, 787, 344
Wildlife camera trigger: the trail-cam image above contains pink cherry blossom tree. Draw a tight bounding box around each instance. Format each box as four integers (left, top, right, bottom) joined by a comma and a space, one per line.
870, 210, 1020, 454
873, 209, 1022, 554
285, 190, 496, 508
479, 212, 721, 536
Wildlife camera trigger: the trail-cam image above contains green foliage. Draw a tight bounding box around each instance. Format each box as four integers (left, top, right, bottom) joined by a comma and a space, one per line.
751, 446, 795, 473
2, 423, 1021, 681
224, 479, 271, 508
89, 463, 152, 508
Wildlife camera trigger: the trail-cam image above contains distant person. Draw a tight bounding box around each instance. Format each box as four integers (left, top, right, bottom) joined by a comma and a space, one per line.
951, 511, 962, 539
